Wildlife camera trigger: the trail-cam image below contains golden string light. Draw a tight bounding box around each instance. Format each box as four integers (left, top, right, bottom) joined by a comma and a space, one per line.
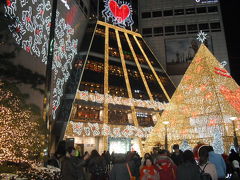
0, 82, 45, 164
145, 44, 240, 153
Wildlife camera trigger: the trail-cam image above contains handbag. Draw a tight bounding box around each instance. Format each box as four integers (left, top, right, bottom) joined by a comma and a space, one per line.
126, 163, 136, 180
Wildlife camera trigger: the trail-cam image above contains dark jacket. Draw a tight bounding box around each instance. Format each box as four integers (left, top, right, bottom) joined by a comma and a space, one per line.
176, 162, 201, 180
61, 156, 86, 180
171, 151, 183, 166
109, 162, 131, 180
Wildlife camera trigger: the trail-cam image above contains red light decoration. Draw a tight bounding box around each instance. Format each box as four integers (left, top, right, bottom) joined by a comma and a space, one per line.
208, 119, 216, 126
102, 0, 134, 29
6, 0, 11, 6
109, 0, 130, 22
205, 92, 213, 99
200, 84, 207, 92
220, 85, 240, 113
196, 65, 203, 73
196, 57, 203, 63
214, 67, 232, 78
184, 75, 192, 81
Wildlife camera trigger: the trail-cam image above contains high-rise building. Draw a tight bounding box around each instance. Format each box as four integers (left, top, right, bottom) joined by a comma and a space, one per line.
139, 0, 229, 85
61, 0, 176, 155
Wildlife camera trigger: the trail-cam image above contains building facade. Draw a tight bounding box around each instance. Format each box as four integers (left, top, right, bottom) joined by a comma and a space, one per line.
139, 0, 229, 85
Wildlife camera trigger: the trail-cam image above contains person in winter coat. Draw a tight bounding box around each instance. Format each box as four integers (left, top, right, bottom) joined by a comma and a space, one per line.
208, 146, 226, 180
170, 144, 183, 166
109, 154, 132, 180
198, 146, 218, 180
88, 150, 107, 180
176, 150, 201, 180
155, 150, 177, 180
61, 147, 89, 180
140, 158, 159, 180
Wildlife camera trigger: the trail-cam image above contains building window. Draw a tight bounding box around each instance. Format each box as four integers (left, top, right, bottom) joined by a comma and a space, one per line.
142, 12, 151, 18
176, 25, 186, 34
174, 9, 184, 16
163, 10, 173, 17
208, 6, 218, 13
152, 11, 162, 17
185, 8, 195, 14
210, 22, 221, 32
199, 23, 209, 32
153, 27, 163, 36
165, 26, 175, 35
197, 7, 207, 14
142, 28, 152, 35
187, 24, 198, 34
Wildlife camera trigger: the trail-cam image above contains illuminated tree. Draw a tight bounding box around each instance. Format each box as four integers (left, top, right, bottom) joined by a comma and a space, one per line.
0, 81, 45, 163
145, 44, 240, 153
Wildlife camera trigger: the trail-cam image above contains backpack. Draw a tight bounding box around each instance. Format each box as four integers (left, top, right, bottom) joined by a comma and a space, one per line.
199, 163, 212, 180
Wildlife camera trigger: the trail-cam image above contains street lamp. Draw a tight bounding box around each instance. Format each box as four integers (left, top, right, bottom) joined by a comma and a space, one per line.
162, 121, 169, 150
230, 117, 238, 152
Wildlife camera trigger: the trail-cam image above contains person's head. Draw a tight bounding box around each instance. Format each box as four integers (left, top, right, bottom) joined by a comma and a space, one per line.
153, 147, 158, 154
199, 146, 209, 166
183, 150, 195, 164
208, 146, 214, 152
173, 144, 180, 152
159, 149, 169, 156
144, 153, 151, 159
144, 158, 153, 167
90, 149, 100, 158
66, 147, 75, 157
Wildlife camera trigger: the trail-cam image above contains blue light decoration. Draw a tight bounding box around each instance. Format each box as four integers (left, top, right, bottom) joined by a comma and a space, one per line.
102, 0, 134, 30
4, 0, 79, 119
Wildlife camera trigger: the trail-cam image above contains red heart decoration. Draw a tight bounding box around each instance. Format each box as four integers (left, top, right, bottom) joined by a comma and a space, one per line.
220, 85, 240, 113
109, 0, 130, 22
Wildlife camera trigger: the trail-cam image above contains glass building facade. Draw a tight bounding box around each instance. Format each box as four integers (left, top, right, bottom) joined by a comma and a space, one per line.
64, 21, 175, 154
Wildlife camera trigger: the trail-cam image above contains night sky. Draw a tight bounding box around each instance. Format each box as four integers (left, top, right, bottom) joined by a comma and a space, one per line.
220, 0, 240, 85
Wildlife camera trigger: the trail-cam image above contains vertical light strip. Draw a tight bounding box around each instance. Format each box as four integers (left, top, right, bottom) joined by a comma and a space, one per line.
115, 30, 139, 127
116, 30, 144, 154
133, 36, 171, 101
103, 26, 109, 151
124, 32, 154, 101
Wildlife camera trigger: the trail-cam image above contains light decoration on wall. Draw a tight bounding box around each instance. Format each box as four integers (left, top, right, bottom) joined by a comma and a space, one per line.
145, 44, 240, 153
4, 0, 79, 119
102, 0, 134, 29
76, 90, 168, 110
69, 121, 153, 138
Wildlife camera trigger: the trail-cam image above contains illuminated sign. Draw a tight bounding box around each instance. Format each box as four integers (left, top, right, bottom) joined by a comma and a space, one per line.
195, 0, 218, 3
102, 0, 134, 29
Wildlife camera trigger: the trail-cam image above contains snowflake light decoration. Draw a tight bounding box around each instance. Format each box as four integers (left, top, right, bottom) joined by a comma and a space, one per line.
102, 0, 134, 29
197, 30, 207, 43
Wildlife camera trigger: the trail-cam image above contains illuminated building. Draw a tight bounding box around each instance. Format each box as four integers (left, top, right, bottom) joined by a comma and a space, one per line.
61, 0, 175, 154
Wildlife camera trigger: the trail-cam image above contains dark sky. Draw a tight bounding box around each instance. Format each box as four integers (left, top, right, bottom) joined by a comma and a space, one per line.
220, 0, 240, 85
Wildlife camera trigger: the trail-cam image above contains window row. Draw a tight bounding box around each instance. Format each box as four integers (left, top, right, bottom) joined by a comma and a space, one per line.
142, 22, 221, 37
142, 6, 218, 18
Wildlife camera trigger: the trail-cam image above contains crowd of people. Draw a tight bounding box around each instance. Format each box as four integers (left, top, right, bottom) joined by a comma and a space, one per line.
46, 144, 240, 180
